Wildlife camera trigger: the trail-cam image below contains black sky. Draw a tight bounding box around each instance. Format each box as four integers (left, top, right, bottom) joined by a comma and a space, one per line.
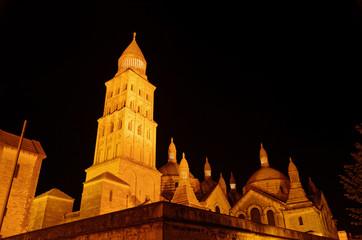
0, 0, 361, 234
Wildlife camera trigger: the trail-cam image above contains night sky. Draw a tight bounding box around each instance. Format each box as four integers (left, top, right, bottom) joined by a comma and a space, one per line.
1, 0, 361, 234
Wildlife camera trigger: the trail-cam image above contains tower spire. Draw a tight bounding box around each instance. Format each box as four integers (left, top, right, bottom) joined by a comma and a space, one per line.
204, 157, 211, 180
230, 172, 236, 190
286, 157, 310, 204
117, 32, 147, 75
168, 137, 177, 162
260, 143, 269, 168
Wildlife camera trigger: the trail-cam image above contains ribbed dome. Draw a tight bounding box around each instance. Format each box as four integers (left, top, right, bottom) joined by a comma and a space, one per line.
117, 32, 147, 75
247, 167, 289, 185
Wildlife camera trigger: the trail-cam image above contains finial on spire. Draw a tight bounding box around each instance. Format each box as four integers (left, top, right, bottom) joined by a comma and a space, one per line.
182, 152, 185, 158
171, 137, 173, 143
133, 32, 136, 40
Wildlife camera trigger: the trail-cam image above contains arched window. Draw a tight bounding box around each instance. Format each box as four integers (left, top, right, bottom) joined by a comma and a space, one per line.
110, 122, 114, 133
299, 216, 303, 225
118, 120, 122, 130
137, 125, 142, 135
238, 214, 245, 219
267, 210, 276, 226
109, 190, 113, 201
215, 206, 220, 213
250, 208, 261, 223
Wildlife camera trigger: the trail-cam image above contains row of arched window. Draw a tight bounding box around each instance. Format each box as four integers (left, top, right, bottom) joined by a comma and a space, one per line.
99, 120, 151, 140
237, 208, 306, 228
238, 208, 276, 226
120, 57, 145, 72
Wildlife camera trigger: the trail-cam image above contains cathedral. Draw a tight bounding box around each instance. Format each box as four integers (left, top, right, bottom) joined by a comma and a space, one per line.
0, 33, 339, 239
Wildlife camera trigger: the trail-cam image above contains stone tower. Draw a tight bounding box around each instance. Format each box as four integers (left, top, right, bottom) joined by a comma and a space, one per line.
0, 129, 46, 237
80, 33, 161, 218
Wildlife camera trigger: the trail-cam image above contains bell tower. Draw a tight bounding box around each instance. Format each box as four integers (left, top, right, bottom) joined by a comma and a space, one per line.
92, 32, 157, 168
81, 33, 160, 217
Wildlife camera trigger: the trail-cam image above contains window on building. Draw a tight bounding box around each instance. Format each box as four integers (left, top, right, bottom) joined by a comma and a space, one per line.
137, 125, 142, 135
128, 121, 133, 130
250, 208, 261, 223
280, 185, 284, 193
146, 129, 149, 139
137, 106, 141, 113
267, 210, 276, 226
131, 84, 134, 91
110, 122, 114, 133
146, 94, 149, 101
118, 120, 122, 130
175, 182, 178, 188
299, 216, 303, 225
215, 206, 220, 213
109, 190, 113, 201
139, 89, 142, 96
238, 214, 245, 219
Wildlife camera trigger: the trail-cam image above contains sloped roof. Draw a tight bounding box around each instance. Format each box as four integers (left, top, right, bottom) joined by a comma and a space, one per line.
35, 188, 74, 201
0, 129, 46, 156
171, 184, 203, 209
120, 33, 146, 63
84, 172, 130, 186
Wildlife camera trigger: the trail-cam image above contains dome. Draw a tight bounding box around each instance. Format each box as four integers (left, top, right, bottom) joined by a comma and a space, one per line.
245, 166, 290, 201
117, 32, 147, 75
246, 167, 289, 185
158, 161, 196, 178
159, 161, 179, 176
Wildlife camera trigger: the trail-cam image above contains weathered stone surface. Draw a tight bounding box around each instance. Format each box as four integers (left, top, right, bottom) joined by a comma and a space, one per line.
4, 202, 335, 240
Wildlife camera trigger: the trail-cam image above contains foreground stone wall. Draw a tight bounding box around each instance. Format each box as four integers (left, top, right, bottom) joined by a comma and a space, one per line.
4, 202, 336, 240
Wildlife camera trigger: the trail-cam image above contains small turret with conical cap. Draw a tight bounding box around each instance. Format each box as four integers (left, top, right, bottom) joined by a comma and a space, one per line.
260, 143, 269, 168
204, 157, 211, 180
168, 137, 177, 162
230, 172, 236, 190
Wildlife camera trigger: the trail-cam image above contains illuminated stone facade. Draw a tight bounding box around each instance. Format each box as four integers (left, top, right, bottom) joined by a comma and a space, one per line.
19, 33, 338, 239
5, 202, 335, 240
0, 130, 46, 238
80, 32, 161, 219
230, 144, 338, 238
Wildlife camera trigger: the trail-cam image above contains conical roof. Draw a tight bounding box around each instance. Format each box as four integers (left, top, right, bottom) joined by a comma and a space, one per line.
117, 32, 147, 75
259, 143, 269, 167
204, 157, 211, 172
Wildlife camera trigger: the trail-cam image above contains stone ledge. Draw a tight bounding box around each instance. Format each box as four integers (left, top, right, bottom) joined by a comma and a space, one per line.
3, 202, 335, 240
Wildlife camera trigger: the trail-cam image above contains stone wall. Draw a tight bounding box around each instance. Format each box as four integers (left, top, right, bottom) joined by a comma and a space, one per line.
4, 202, 336, 240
